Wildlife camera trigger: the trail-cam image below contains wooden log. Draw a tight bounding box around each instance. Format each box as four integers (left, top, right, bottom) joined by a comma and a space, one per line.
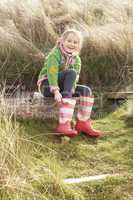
0, 93, 56, 119
0, 92, 79, 119
106, 91, 133, 100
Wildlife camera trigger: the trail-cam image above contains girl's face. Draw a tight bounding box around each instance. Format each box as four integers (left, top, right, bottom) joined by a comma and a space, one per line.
63, 33, 80, 53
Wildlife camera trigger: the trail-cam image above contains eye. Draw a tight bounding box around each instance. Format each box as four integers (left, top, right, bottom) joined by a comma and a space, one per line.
67, 39, 72, 43
74, 41, 78, 44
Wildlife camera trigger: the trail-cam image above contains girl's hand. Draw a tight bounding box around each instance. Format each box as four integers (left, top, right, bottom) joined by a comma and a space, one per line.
54, 90, 62, 103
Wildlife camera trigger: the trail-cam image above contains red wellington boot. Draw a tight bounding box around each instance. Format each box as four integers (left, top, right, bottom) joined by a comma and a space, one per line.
75, 119, 102, 137
56, 98, 78, 137
56, 121, 78, 137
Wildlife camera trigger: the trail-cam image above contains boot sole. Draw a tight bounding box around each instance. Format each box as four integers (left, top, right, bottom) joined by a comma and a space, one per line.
76, 129, 102, 137
55, 132, 78, 138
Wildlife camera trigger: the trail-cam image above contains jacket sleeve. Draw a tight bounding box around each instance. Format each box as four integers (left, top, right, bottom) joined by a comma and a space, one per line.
73, 56, 81, 83
47, 49, 60, 89
38, 48, 60, 92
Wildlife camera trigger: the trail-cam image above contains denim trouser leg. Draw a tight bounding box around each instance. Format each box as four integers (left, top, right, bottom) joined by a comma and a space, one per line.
43, 79, 54, 97
58, 69, 77, 98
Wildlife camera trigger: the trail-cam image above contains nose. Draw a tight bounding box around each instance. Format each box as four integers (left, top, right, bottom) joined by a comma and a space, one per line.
71, 43, 75, 47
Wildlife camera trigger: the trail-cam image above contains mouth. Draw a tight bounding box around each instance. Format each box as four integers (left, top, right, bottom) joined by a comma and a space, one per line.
67, 47, 75, 50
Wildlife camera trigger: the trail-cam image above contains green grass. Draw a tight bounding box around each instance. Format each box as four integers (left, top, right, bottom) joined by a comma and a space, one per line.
11, 105, 133, 200
0, 104, 133, 200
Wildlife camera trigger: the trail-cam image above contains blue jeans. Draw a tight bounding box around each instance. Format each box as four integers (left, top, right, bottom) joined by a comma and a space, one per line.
42, 69, 92, 98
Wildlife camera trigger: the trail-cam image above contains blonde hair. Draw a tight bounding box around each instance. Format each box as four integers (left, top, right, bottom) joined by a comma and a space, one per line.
57, 29, 83, 52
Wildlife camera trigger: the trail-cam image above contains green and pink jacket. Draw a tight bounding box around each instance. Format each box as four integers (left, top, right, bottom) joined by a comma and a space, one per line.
38, 47, 81, 91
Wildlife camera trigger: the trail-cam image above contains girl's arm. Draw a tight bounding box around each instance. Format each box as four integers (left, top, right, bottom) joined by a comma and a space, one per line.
46, 48, 60, 93
38, 48, 60, 92
73, 56, 81, 84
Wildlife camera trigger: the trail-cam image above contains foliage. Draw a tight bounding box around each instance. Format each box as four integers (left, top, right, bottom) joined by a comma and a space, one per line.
0, 0, 132, 90
0, 94, 132, 199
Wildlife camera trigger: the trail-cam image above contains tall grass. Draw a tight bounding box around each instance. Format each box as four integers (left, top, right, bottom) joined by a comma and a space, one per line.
0, 95, 40, 199
0, 95, 131, 199
0, 91, 86, 199
0, 0, 132, 89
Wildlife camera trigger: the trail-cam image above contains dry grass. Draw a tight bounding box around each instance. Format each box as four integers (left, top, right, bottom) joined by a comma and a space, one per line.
0, 93, 85, 200
0, 2, 132, 199
0, 0, 132, 89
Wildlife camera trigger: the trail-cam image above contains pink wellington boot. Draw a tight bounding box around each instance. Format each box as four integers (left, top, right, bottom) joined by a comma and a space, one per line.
56, 98, 77, 137
76, 95, 103, 137
75, 119, 102, 137
56, 121, 78, 137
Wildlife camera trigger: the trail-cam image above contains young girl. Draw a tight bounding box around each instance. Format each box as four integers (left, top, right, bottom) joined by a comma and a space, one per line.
37, 29, 103, 137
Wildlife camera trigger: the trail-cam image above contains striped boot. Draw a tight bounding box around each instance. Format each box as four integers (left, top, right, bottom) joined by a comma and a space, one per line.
75, 96, 102, 137
56, 98, 78, 137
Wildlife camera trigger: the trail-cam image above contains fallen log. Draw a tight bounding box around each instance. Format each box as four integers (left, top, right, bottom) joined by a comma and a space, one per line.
106, 91, 133, 100
0, 92, 58, 119
0, 92, 79, 119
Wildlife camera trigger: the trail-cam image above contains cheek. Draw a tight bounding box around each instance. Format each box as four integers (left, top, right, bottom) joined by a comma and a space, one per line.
75, 44, 79, 50
64, 42, 69, 47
